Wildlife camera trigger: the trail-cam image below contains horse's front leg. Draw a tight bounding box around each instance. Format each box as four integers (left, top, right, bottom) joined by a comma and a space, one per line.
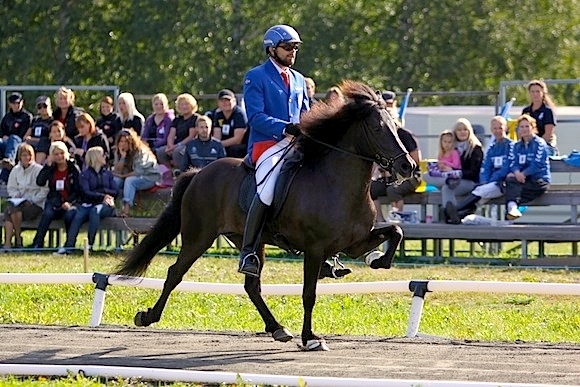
342, 224, 403, 269
243, 244, 293, 343
299, 253, 329, 351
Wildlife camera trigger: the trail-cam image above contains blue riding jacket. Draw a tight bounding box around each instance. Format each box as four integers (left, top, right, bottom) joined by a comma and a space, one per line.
479, 137, 514, 184
508, 135, 551, 183
243, 59, 309, 154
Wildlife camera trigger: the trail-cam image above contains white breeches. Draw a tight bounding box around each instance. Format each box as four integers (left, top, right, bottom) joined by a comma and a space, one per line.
255, 137, 294, 206
472, 182, 504, 200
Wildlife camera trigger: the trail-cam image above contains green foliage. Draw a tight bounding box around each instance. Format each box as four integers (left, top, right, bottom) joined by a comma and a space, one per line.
3, 0, 580, 108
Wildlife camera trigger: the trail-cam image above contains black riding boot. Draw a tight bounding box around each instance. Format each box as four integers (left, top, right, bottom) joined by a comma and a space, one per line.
456, 194, 481, 217
238, 195, 269, 277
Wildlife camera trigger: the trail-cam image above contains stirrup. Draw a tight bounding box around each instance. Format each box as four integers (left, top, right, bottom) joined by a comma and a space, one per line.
238, 252, 260, 277
319, 254, 352, 279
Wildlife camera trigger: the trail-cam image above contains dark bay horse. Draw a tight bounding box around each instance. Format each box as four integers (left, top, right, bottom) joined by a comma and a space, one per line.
115, 80, 416, 351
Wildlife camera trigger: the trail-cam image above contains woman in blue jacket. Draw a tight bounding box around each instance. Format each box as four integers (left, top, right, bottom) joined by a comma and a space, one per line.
54, 146, 117, 254
504, 114, 551, 220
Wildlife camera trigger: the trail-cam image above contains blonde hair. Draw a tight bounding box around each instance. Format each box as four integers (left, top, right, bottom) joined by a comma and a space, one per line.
517, 114, 538, 135
437, 130, 455, 159
17, 143, 35, 162
119, 92, 145, 123
152, 93, 169, 111
55, 86, 75, 106
176, 93, 198, 115
49, 141, 70, 160
85, 146, 105, 170
527, 79, 556, 109
453, 118, 482, 157
490, 115, 508, 134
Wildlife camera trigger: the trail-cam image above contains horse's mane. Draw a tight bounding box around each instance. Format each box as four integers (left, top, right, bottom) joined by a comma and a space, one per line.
298, 80, 385, 159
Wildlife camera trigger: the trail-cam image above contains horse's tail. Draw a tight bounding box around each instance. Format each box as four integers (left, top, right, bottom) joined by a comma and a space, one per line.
114, 169, 198, 277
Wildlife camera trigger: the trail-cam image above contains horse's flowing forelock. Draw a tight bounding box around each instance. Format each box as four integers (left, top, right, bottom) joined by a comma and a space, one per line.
298, 81, 382, 159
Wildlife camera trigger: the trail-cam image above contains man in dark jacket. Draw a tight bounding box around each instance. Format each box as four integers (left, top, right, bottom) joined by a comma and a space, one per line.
0, 92, 32, 162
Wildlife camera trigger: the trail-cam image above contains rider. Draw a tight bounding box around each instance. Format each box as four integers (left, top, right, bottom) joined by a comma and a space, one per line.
238, 24, 351, 279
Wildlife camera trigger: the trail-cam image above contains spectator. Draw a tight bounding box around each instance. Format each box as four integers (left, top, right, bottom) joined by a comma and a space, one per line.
445, 116, 514, 224
116, 92, 145, 136
54, 146, 116, 254
381, 90, 400, 123
423, 119, 483, 222
23, 96, 52, 154
53, 86, 84, 140
182, 115, 226, 171
0, 158, 14, 184
0, 92, 32, 163
113, 129, 161, 217
36, 121, 76, 164
371, 126, 422, 222
3, 144, 47, 250
304, 77, 318, 104
96, 96, 122, 150
211, 89, 248, 158
424, 130, 462, 179
156, 93, 199, 171
504, 114, 551, 220
522, 79, 558, 155
29, 141, 81, 248
73, 113, 110, 169
142, 93, 175, 152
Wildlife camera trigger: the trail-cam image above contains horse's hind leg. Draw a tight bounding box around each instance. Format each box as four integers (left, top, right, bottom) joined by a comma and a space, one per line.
134, 229, 217, 327
342, 224, 403, 269
243, 244, 293, 343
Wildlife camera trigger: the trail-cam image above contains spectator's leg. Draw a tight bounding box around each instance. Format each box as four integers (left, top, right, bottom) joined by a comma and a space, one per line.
87, 207, 101, 246
519, 179, 549, 204
64, 206, 89, 249
11, 210, 23, 247
422, 173, 445, 189
4, 135, 22, 163
122, 176, 155, 217
171, 148, 185, 171
113, 176, 125, 195
63, 207, 78, 232
32, 205, 58, 248
3, 220, 14, 249
504, 176, 523, 219
156, 146, 172, 169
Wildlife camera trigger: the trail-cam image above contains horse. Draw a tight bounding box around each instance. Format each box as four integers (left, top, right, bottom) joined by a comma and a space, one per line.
115, 80, 416, 351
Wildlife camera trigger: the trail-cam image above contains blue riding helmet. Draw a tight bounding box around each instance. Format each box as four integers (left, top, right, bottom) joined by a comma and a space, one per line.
263, 24, 302, 51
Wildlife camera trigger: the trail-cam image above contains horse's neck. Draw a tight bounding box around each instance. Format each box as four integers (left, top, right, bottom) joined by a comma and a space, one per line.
318, 150, 373, 193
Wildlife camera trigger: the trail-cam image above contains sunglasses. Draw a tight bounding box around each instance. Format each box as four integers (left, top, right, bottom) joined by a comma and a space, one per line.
37, 104, 48, 109
278, 43, 300, 51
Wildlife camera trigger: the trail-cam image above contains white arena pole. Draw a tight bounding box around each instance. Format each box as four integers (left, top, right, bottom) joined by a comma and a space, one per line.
405, 280, 429, 337
89, 273, 109, 327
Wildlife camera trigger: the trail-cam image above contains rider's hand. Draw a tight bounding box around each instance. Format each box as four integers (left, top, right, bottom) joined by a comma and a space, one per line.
284, 123, 301, 137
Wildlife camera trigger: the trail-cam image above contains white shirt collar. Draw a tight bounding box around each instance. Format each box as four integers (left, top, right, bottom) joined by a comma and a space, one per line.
269, 58, 288, 75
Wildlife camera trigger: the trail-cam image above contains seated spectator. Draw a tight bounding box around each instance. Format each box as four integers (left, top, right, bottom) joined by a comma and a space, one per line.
371, 126, 422, 222
304, 77, 318, 105
182, 115, 226, 171
29, 141, 81, 248
504, 114, 551, 220
523, 79, 558, 155
0, 92, 32, 163
53, 86, 84, 140
96, 96, 122, 150
212, 89, 248, 158
54, 146, 116, 254
3, 144, 48, 250
113, 129, 161, 217
73, 113, 110, 169
0, 158, 14, 184
445, 116, 514, 224
116, 92, 145, 136
156, 93, 199, 171
36, 121, 76, 164
423, 119, 483, 222
24, 96, 52, 153
142, 93, 174, 153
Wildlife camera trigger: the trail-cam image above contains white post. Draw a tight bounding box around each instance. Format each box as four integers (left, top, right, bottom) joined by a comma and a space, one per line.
406, 295, 425, 337
89, 273, 110, 327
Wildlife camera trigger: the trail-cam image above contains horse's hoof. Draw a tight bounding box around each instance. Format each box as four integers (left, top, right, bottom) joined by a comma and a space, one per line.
134, 311, 148, 327
365, 250, 391, 269
297, 339, 329, 351
272, 327, 293, 342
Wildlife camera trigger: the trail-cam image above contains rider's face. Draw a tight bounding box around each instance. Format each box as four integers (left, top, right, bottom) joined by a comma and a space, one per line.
272, 43, 299, 67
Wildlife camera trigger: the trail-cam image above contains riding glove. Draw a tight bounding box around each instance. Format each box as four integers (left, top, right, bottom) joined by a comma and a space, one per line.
284, 123, 301, 136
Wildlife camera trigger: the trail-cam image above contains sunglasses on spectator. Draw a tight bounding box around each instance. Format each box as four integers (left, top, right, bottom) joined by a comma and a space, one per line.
37, 104, 48, 109
278, 43, 300, 51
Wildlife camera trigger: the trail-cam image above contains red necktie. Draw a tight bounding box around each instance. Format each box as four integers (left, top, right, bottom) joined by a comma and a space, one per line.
281, 71, 290, 88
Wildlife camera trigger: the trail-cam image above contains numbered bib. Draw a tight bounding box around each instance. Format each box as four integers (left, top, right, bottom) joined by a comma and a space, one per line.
519, 154, 527, 164
493, 156, 503, 167
34, 126, 43, 137
221, 124, 230, 135
56, 179, 65, 191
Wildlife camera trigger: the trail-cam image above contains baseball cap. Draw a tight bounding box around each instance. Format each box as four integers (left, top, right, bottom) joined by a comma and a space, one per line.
36, 96, 51, 107
381, 91, 396, 103
218, 89, 235, 100
8, 92, 23, 103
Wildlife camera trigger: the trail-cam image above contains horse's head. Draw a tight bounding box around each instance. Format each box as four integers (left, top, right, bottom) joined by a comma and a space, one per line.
299, 81, 416, 181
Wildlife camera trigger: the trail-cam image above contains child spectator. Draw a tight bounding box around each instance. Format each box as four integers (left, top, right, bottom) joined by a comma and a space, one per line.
54, 146, 116, 254
73, 113, 110, 169
24, 96, 52, 153
29, 141, 81, 248
96, 96, 122, 150
3, 144, 48, 250
113, 129, 161, 217
181, 115, 226, 171
36, 121, 76, 164
504, 114, 551, 220
423, 130, 462, 183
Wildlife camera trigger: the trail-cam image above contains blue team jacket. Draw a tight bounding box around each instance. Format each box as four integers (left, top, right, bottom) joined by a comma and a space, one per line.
243, 59, 309, 154
480, 138, 514, 184
508, 135, 551, 183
